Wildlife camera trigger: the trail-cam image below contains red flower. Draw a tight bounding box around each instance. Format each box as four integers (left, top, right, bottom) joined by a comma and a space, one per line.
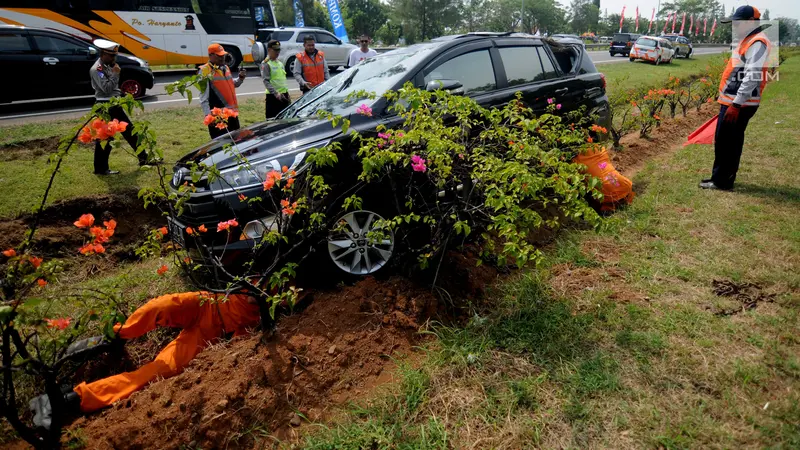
215, 122, 227, 130
238, 193, 247, 202
158, 227, 168, 236
227, 219, 238, 227
157, 264, 168, 276
3, 249, 16, 258
45, 318, 71, 330
222, 107, 238, 118
186, 227, 194, 235
198, 224, 208, 233
37, 279, 47, 287
286, 178, 295, 188
281, 199, 298, 216
93, 243, 106, 254
216, 219, 239, 232
183, 257, 191, 264
203, 114, 215, 126
281, 165, 289, 173
78, 127, 93, 144
74, 214, 95, 228
103, 219, 117, 230
29, 256, 43, 269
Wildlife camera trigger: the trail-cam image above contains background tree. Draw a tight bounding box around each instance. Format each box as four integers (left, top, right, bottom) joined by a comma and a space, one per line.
342, 0, 388, 39
763, 9, 770, 21
777, 17, 800, 43
389, 0, 461, 44
273, 0, 334, 32
570, 0, 601, 33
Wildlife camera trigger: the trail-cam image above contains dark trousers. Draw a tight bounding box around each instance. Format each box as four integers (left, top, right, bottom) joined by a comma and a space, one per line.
265, 93, 290, 119
94, 105, 145, 173
208, 116, 241, 139
711, 104, 758, 189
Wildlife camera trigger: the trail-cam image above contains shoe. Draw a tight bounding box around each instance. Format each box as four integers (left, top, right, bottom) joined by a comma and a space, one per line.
29, 390, 82, 430
699, 181, 731, 190
701, 178, 713, 183
94, 170, 120, 175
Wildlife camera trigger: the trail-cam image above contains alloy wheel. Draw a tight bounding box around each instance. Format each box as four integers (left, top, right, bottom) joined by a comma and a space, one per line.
327, 210, 394, 275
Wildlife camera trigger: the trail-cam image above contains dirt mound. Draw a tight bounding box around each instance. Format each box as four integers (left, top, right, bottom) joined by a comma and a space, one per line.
0, 137, 60, 162
0, 191, 164, 263
72, 277, 440, 449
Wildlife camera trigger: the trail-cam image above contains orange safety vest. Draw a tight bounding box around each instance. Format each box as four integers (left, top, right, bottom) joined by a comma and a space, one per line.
199, 63, 239, 111
296, 50, 326, 88
718, 32, 771, 107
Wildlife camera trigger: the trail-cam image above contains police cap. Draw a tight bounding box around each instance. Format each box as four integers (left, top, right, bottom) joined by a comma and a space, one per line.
93, 39, 119, 54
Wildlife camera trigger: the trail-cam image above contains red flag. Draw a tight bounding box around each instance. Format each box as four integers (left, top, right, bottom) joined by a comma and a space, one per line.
689, 14, 694, 35
703, 18, 708, 36
672, 12, 677, 33
663, 13, 670, 34
696, 20, 700, 36
619, 6, 626, 33
710, 18, 717, 36
648, 8, 655, 33
679, 12, 686, 35
635, 7, 639, 32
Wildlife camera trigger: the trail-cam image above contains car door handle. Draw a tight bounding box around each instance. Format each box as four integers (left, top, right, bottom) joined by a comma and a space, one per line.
181, 45, 187, 49
43, 57, 59, 65
554, 87, 569, 95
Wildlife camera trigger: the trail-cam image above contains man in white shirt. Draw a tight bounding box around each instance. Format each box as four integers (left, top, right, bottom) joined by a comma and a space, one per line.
348, 35, 378, 67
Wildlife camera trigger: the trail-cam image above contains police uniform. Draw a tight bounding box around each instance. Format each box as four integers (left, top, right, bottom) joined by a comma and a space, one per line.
90, 39, 147, 175
199, 43, 244, 139
260, 40, 291, 119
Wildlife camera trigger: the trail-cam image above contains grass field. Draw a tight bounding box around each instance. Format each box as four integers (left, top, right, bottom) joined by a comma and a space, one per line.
299, 57, 800, 449
601, 53, 726, 95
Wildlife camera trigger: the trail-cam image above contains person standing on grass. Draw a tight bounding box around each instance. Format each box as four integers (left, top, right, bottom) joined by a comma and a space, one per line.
348, 35, 377, 67
700, 5, 772, 190
260, 40, 291, 119
89, 39, 149, 175
293, 35, 329, 94
199, 44, 247, 139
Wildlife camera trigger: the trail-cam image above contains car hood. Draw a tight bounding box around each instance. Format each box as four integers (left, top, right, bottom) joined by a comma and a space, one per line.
175, 118, 341, 172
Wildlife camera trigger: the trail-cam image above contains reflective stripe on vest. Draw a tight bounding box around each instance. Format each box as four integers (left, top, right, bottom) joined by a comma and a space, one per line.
265, 59, 289, 94
718, 33, 770, 107
200, 63, 239, 111
296, 51, 326, 87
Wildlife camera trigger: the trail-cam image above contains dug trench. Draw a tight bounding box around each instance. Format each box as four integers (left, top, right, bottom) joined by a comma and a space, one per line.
2, 103, 721, 448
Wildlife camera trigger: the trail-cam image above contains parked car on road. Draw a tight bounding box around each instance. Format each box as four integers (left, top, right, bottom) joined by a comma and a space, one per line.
252, 26, 358, 73
660, 34, 693, 58
609, 32, 641, 57
630, 36, 675, 65
0, 25, 154, 103
171, 32, 611, 276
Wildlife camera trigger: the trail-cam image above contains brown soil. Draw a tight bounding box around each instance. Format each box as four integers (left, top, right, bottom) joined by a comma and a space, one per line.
0, 191, 165, 264
71, 276, 441, 449
0, 137, 60, 162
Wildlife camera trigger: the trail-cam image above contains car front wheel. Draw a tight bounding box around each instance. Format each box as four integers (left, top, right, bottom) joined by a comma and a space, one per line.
120, 77, 146, 98
327, 210, 395, 276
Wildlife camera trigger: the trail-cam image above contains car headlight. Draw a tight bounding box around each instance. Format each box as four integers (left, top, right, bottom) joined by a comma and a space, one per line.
208, 139, 330, 193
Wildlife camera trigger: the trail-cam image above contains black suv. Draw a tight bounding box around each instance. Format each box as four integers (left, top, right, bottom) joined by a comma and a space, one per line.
610, 32, 641, 57
0, 25, 154, 103
169, 32, 610, 275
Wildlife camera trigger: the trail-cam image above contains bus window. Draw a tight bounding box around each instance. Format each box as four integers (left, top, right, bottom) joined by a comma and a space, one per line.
197, 0, 250, 15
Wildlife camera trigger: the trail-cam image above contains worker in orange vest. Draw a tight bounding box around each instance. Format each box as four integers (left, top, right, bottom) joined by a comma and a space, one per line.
199, 44, 247, 139
293, 34, 330, 94
700, 6, 772, 190
29, 291, 261, 428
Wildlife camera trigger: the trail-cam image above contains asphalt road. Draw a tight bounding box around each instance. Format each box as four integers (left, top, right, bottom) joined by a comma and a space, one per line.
0, 47, 728, 126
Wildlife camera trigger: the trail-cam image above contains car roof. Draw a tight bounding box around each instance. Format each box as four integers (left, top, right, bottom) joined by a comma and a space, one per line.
257, 27, 327, 32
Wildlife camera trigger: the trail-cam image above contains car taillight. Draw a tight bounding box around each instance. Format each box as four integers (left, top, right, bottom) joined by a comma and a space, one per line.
600, 73, 606, 90
627, 42, 632, 47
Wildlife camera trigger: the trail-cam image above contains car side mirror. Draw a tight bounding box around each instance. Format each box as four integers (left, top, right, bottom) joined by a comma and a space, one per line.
426, 79, 464, 95
88, 47, 97, 56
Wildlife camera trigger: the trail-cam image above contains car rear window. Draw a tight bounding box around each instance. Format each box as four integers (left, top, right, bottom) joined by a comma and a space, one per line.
613, 34, 631, 42
637, 38, 658, 47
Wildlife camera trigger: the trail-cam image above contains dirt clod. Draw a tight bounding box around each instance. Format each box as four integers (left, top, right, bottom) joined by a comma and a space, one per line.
214, 399, 228, 413
290, 414, 302, 427
328, 345, 337, 355
710, 279, 775, 316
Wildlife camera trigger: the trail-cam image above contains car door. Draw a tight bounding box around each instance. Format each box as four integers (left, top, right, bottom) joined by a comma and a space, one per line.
0, 29, 43, 102
30, 32, 96, 98
315, 31, 344, 67
418, 41, 500, 107
491, 40, 568, 115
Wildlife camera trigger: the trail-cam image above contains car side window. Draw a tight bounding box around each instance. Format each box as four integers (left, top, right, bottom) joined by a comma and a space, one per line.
0, 33, 32, 54
497, 47, 545, 86
274, 31, 294, 41
315, 33, 338, 44
32, 35, 86, 55
538, 48, 559, 79
296, 33, 314, 43
424, 50, 496, 96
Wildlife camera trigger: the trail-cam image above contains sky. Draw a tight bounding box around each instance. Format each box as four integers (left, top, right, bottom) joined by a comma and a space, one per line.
555, 0, 800, 21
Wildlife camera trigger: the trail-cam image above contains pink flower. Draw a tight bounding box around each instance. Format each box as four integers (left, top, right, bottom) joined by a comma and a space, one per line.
556, 104, 562, 110
547, 98, 554, 104
356, 104, 372, 117
378, 132, 390, 140
396, 131, 405, 138
411, 155, 427, 173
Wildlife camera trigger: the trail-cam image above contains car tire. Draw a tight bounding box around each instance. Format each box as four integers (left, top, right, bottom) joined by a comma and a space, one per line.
610, 52, 615, 57
629, 56, 635, 62
325, 209, 395, 278
120, 77, 147, 98
223, 46, 243, 72
685, 50, 692, 59
284, 56, 296, 75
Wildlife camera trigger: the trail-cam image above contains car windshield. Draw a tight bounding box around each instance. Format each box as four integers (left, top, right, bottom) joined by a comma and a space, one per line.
279, 44, 438, 119
637, 38, 658, 47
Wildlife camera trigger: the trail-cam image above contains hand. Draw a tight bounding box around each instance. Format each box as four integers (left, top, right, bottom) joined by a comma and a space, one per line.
723, 105, 740, 124
273, 93, 282, 100
238, 68, 247, 79
111, 64, 121, 75
283, 93, 291, 102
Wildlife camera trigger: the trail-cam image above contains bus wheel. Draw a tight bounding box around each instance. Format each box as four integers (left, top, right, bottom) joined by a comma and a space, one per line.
223, 46, 243, 72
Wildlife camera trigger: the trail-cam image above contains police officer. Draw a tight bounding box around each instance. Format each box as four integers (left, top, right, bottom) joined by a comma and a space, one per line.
198, 44, 246, 139
260, 40, 291, 119
89, 39, 148, 175
293, 35, 330, 94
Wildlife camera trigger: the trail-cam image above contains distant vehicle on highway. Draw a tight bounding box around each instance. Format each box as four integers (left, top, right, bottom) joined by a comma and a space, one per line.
169, 32, 611, 275
0, 0, 278, 70
252, 27, 358, 73
599, 36, 612, 43
551, 34, 586, 48
609, 33, 641, 57
0, 25, 154, 103
660, 34, 693, 58
630, 36, 675, 65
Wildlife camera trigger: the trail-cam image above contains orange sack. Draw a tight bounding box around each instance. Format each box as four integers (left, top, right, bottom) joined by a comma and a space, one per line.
73, 292, 260, 412
574, 147, 635, 211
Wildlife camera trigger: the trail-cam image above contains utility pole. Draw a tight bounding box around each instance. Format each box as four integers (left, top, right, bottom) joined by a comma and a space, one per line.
521, 0, 524, 33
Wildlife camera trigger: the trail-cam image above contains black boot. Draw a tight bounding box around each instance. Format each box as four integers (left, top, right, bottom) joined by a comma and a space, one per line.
29, 389, 81, 430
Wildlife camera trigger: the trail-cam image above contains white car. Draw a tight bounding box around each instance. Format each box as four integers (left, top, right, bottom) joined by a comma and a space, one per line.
629, 36, 675, 65
251, 27, 358, 73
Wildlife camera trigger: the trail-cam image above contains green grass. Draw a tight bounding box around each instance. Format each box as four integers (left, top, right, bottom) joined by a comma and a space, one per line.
300, 57, 800, 448
601, 53, 726, 95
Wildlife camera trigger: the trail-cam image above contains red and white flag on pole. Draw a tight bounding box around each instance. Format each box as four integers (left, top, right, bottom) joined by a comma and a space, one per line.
689, 14, 694, 35
679, 12, 686, 35
703, 17, 708, 36
696, 20, 700, 36
648, 8, 655, 34
635, 6, 640, 32
672, 12, 677, 33
710, 18, 717, 36
619, 6, 626, 33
